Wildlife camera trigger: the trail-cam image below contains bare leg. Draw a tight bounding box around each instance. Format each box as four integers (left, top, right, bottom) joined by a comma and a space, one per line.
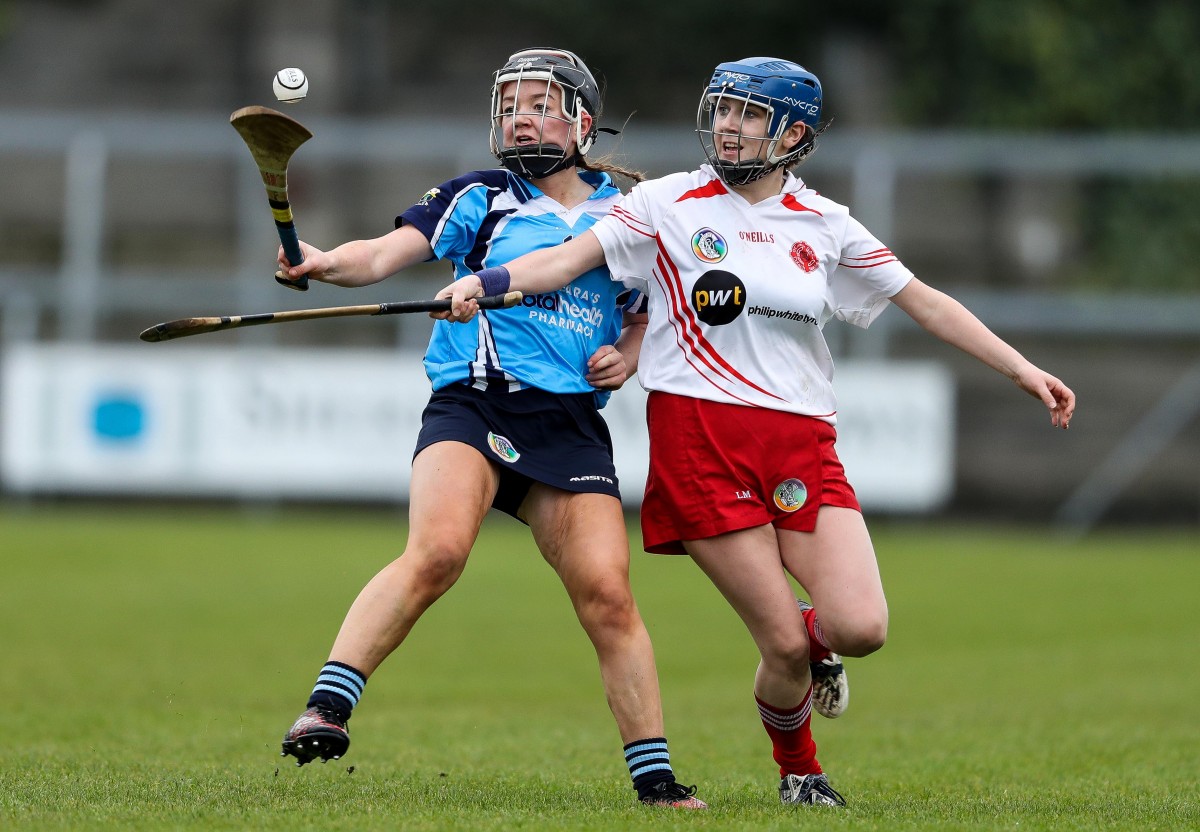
522, 485, 664, 743
778, 506, 888, 658
683, 524, 812, 705
326, 441, 499, 674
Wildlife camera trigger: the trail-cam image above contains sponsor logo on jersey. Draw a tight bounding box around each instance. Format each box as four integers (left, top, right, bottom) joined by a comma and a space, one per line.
773, 478, 808, 512
487, 432, 520, 463
521, 292, 605, 323
523, 289, 606, 338
691, 270, 746, 325
739, 231, 775, 243
691, 227, 728, 263
417, 187, 440, 206
748, 305, 819, 325
790, 241, 819, 272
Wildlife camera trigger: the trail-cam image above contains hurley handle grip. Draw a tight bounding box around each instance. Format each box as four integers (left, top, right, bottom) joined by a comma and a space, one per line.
274, 223, 309, 291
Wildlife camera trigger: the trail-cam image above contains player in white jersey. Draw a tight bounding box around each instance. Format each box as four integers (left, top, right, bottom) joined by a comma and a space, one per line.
438, 55, 1076, 808
598, 167, 913, 417
272, 48, 705, 810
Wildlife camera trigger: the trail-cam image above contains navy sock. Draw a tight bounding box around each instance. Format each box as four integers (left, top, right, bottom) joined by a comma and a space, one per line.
624, 737, 675, 798
305, 661, 366, 723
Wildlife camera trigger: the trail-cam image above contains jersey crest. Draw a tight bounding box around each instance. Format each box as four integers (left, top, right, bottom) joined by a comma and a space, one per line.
790, 241, 819, 272
690, 227, 728, 263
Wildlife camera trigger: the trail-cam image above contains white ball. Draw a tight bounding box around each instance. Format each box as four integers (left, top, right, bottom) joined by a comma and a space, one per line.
273, 68, 308, 103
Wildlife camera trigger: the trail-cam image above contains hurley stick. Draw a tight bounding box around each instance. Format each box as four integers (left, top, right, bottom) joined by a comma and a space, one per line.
139, 292, 525, 342
230, 105, 313, 291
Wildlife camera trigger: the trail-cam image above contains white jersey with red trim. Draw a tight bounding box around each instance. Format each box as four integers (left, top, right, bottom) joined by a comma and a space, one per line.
590, 164, 914, 423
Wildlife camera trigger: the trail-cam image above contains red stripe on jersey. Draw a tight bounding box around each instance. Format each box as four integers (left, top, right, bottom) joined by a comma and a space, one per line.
653, 236, 787, 403
652, 257, 759, 406
845, 247, 893, 260
675, 180, 728, 202
840, 247, 898, 268
781, 194, 824, 216
609, 206, 655, 238
652, 252, 742, 398
652, 247, 748, 395
651, 251, 734, 390
839, 259, 899, 268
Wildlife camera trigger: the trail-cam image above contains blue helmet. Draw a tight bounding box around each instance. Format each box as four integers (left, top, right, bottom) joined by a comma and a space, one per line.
696, 57, 823, 185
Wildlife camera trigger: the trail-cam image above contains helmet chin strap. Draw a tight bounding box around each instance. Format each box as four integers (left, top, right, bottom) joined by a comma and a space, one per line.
712, 159, 773, 186
498, 145, 580, 179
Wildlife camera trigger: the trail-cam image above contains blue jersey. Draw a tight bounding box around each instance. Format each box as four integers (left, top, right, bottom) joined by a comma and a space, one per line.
398, 169, 642, 407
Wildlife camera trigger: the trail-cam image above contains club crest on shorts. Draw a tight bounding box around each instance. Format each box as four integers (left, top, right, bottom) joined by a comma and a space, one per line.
487, 431, 520, 463
773, 478, 808, 512
417, 187, 440, 206
691, 228, 728, 263
790, 241, 819, 273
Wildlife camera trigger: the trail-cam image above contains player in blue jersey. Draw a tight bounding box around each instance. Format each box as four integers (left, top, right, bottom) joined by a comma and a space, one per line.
273, 48, 705, 809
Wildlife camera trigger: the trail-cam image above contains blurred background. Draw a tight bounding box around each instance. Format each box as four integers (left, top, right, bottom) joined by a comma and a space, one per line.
1, 0, 1198, 531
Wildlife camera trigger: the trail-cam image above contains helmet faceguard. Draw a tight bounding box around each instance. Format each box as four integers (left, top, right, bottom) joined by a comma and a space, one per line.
490, 48, 603, 179
696, 57, 823, 186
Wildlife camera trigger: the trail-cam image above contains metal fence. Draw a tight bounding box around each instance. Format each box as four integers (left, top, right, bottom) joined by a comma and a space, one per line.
2, 110, 1198, 530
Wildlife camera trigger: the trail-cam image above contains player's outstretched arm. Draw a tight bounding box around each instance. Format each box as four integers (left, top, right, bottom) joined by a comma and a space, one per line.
434, 231, 607, 321
277, 225, 434, 288
891, 278, 1075, 429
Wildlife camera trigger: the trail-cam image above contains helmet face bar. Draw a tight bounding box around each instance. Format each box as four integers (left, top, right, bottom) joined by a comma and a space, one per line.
697, 57, 823, 186
490, 47, 603, 179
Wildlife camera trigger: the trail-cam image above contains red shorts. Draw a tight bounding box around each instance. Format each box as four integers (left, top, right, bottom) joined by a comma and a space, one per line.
641, 391, 861, 554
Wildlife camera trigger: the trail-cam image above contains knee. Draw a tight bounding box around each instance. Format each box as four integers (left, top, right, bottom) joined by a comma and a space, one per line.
760, 632, 812, 675
829, 613, 888, 658
400, 539, 469, 602
575, 577, 639, 636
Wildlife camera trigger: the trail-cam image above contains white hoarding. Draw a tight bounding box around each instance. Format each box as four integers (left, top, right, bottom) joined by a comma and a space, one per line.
2, 345, 953, 511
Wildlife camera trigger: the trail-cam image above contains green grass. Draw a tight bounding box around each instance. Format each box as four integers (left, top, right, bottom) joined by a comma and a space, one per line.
1, 505, 1197, 830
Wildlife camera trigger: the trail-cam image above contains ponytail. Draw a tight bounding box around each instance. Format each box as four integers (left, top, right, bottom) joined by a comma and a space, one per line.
579, 153, 646, 186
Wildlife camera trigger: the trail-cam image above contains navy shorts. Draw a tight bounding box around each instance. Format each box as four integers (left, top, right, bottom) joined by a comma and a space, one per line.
414, 383, 621, 519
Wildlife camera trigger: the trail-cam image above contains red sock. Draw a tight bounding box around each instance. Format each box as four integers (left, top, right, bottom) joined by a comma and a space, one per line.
801, 605, 832, 664
756, 692, 822, 777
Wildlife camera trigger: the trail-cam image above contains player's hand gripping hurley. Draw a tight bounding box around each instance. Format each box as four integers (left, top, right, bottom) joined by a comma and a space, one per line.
230, 105, 312, 291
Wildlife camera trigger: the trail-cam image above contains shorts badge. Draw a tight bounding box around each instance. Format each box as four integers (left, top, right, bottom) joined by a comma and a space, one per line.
773, 478, 808, 512
417, 187, 440, 206
487, 431, 520, 463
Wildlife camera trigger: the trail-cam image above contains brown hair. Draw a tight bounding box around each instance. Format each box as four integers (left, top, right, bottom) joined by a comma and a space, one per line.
579, 153, 646, 185
784, 121, 830, 171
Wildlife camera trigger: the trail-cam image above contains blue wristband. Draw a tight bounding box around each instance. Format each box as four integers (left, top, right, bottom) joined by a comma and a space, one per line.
475, 266, 511, 297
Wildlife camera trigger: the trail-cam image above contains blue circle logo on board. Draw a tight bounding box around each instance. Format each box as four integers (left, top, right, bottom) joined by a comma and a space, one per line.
93, 394, 145, 443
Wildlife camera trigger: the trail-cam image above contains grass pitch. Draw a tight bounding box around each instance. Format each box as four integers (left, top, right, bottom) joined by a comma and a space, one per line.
1, 505, 1197, 830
